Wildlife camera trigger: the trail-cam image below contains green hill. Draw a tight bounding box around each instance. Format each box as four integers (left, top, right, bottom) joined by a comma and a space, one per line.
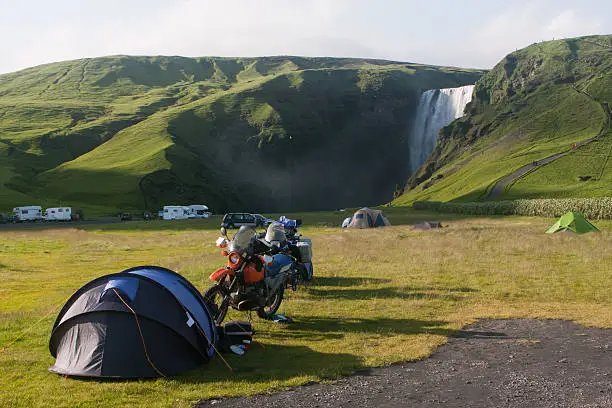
395, 35, 612, 206
0, 56, 482, 215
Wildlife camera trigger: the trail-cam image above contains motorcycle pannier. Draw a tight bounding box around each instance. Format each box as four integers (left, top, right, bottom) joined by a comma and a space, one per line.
296, 238, 312, 262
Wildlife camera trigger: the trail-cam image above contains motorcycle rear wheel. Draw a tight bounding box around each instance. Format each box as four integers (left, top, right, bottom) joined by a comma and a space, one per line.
256, 286, 284, 319
203, 284, 230, 324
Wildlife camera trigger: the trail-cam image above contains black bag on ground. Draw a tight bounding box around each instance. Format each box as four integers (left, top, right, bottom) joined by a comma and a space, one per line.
217, 320, 254, 353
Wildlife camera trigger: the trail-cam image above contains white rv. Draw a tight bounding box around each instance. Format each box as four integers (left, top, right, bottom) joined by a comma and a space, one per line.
187, 204, 210, 219
13, 206, 43, 222
44, 207, 72, 221
163, 206, 191, 220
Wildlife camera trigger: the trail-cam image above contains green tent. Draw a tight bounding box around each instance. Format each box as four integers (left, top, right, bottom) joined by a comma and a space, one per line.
545, 211, 599, 234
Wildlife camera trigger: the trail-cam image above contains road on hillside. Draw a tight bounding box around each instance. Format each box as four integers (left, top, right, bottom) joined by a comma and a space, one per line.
485, 88, 611, 200
485, 152, 568, 200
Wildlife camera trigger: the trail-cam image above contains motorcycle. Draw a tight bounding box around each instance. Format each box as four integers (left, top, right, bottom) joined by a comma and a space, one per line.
203, 224, 301, 324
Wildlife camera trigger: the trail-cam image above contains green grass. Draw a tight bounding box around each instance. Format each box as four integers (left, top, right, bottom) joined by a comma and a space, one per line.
1, 209, 611, 407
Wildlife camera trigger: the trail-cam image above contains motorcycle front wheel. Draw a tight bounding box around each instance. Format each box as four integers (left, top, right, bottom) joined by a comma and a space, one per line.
257, 286, 284, 319
203, 284, 230, 324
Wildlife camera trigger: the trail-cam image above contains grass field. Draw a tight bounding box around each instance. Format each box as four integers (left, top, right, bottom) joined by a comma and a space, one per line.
1, 210, 611, 407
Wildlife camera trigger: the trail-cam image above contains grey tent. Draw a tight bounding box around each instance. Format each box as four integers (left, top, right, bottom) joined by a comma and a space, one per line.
413, 221, 442, 230
49, 266, 217, 378
347, 207, 391, 228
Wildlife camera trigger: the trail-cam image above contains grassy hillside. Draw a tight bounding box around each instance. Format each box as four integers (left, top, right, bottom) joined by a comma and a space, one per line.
395, 35, 612, 205
0, 56, 482, 216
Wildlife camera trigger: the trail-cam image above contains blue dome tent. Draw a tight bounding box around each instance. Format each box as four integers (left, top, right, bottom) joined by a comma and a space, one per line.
49, 266, 217, 378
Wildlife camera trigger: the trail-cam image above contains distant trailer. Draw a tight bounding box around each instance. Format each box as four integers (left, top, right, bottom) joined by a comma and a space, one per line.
163, 206, 191, 220
13, 206, 43, 222
187, 204, 210, 219
44, 207, 72, 221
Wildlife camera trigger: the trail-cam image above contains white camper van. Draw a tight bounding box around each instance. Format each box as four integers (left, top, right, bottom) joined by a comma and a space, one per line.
163, 206, 190, 220
13, 206, 43, 222
187, 204, 210, 219
44, 207, 72, 221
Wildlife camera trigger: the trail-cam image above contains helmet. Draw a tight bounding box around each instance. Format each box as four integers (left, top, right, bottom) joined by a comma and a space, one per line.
265, 222, 287, 245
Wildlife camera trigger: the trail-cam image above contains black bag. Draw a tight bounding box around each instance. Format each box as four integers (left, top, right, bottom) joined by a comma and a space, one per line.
217, 320, 254, 353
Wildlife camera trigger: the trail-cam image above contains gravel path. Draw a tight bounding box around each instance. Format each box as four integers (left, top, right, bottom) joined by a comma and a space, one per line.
198, 319, 612, 408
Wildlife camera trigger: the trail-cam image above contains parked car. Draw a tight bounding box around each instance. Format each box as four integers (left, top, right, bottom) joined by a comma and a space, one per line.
221, 213, 260, 229
119, 213, 132, 221
143, 212, 153, 221
253, 214, 273, 227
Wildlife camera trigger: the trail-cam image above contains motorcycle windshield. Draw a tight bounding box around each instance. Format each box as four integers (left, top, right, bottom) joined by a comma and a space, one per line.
229, 226, 255, 252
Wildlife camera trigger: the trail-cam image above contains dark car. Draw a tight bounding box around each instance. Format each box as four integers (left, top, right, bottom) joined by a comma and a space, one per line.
253, 214, 273, 227
119, 213, 132, 221
222, 213, 263, 229
0, 214, 16, 224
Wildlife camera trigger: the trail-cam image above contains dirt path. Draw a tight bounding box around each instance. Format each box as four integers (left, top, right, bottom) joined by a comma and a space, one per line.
198, 319, 612, 408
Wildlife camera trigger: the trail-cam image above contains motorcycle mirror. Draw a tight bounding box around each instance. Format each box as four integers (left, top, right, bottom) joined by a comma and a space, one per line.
216, 237, 228, 248
220, 227, 227, 237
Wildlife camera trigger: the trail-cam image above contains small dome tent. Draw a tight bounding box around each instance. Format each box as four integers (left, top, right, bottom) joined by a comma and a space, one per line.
347, 207, 391, 228
49, 266, 217, 378
545, 211, 599, 234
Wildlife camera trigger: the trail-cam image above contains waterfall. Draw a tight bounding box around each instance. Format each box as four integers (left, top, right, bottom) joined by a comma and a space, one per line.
409, 85, 474, 173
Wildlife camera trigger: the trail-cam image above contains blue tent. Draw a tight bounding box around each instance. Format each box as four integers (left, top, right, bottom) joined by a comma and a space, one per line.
49, 266, 217, 378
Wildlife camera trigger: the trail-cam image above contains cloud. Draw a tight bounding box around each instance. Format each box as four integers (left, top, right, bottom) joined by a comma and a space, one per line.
546, 9, 602, 38
0, 1, 608, 74
463, 5, 604, 67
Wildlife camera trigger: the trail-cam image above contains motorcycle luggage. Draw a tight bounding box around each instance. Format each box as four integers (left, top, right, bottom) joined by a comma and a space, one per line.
295, 262, 313, 282
217, 320, 254, 353
296, 239, 312, 263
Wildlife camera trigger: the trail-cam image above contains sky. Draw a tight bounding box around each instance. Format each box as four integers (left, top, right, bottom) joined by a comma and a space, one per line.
0, 0, 610, 74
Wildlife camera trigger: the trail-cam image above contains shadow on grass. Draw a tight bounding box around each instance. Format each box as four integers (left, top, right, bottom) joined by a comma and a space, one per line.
309, 278, 478, 295
275, 316, 457, 341
176, 343, 363, 385
305, 286, 473, 301
311, 276, 392, 287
